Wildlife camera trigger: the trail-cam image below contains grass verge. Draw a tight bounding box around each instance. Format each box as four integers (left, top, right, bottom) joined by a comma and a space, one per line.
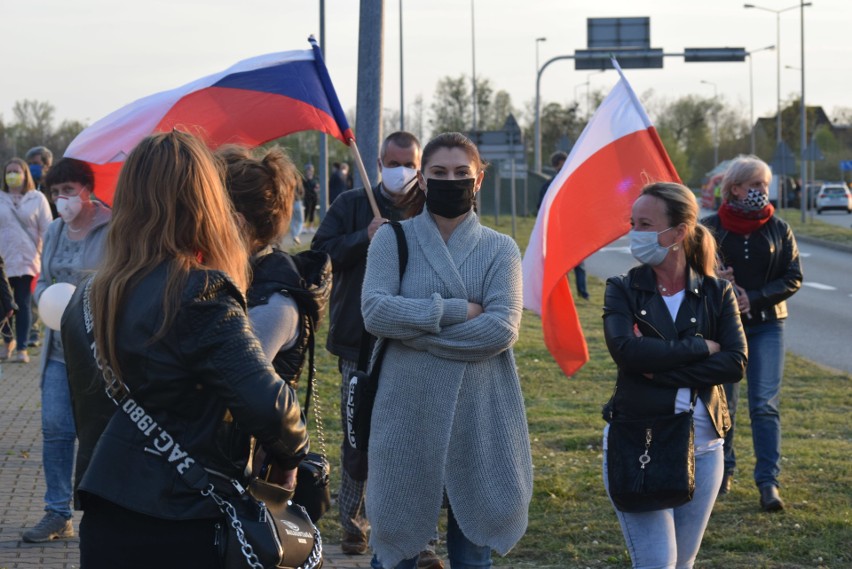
307, 214, 851, 568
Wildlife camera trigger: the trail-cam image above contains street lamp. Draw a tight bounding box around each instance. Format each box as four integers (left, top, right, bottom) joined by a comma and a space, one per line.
700, 80, 719, 167
535, 37, 546, 78
747, 44, 775, 154
399, 0, 404, 130
743, 3, 811, 145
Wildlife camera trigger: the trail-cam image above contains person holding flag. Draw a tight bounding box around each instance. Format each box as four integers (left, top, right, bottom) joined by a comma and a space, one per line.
601, 182, 747, 568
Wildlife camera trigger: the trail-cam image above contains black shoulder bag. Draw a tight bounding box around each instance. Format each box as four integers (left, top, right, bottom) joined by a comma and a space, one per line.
345, 221, 408, 454
605, 390, 697, 513
82, 281, 322, 569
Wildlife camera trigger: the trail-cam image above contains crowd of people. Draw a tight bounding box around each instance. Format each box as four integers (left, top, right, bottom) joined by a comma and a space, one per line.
0, 129, 803, 568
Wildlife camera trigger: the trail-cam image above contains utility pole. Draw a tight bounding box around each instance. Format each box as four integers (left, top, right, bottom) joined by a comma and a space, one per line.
354, 0, 384, 189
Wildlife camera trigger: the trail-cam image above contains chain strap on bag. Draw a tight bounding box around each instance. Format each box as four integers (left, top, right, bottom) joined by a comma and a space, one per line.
82, 280, 323, 569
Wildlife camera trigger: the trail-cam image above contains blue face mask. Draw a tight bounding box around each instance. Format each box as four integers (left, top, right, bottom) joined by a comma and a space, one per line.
28, 163, 43, 182
629, 227, 674, 266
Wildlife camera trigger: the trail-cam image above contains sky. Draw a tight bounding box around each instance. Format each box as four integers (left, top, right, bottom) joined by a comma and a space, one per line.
4, 0, 851, 136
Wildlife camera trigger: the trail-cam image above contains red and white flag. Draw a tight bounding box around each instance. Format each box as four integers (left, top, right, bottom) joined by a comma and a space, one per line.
522, 62, 680, 377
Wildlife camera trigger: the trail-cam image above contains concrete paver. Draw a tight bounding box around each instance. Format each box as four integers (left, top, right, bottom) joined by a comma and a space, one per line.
0, 351, 368, 569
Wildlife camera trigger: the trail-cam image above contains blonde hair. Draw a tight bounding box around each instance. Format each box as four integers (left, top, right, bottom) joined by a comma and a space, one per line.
640, 182, 718, 277
721, 155, 771, 202
90, 131, 249, 383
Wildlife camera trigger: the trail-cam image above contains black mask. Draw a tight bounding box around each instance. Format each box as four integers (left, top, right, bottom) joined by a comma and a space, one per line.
425, 178, 476, 219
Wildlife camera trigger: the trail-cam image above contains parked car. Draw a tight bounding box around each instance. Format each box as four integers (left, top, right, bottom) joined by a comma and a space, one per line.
815, 183, 852, 214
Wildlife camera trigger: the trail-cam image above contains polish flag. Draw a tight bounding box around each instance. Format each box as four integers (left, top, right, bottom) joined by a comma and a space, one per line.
64, 37, 353, 205
522, 62, 680, 377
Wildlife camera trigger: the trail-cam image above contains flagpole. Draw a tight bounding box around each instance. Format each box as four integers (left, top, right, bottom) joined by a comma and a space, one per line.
348, 138, 381, 218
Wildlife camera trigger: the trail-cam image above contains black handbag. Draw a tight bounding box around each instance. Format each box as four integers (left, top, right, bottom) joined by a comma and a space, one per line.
346, 221, 408, 454
606, 391, 697, 513
214, 476, 322, 569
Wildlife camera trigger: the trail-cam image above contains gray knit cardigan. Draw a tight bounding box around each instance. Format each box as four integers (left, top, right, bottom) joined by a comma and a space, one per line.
361, 209, 533, 568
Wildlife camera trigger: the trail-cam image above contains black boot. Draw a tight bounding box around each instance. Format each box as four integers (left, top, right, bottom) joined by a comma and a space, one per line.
759, 484, 784, 512
719, 471, 734, 495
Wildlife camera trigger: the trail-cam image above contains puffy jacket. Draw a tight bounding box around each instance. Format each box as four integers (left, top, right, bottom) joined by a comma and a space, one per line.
702, 214, 802, 325
63, 263, 309, 520
602, 264, 747, 438
311, 185, 406, 361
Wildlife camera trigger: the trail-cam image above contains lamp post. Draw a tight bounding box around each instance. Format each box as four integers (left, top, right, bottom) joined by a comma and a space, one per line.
584, 70, 605, 121
700, 80, 719, 167
470, 0, 477, 131
747, 44, 775, 154
743, 3, 811, 146
399, 0, 404, 130
535, 37, 546, 77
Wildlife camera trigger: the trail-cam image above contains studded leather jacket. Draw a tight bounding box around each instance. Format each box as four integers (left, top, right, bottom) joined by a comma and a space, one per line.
602, 264, 748, 438
63, 263, 308, 519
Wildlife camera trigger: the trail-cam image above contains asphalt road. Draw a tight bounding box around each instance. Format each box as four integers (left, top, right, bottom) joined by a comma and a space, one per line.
584, 232, 852, 375
809, 209, 852, 229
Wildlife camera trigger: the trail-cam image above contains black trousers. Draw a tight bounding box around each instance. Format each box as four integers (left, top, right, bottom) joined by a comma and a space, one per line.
79, 495, 220, 569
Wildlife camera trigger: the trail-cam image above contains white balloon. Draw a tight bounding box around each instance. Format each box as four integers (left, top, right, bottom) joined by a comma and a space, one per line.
39, 283, 77, 331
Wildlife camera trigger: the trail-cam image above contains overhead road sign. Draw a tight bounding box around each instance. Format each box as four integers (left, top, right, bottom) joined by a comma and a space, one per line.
575, 48, 664, 70
684, 48, 748, 62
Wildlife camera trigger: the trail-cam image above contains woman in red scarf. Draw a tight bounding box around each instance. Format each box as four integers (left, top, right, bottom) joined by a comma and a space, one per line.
702, 155, 803, 513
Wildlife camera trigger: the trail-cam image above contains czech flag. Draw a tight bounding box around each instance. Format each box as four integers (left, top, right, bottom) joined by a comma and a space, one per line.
522, 61, 680, 378
64, 37, 353, 205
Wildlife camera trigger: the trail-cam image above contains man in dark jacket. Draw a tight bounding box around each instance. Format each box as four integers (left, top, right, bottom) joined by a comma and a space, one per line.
312, 131, 431, 561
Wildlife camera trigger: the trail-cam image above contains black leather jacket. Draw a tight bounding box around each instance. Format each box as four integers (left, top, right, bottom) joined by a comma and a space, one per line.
311, 185, 406, 361
602, 264, 747, 437
702, 214, 802, 325
63, 263, 308, 520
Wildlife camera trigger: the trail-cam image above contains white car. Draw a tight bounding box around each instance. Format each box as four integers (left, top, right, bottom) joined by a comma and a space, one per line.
815, 183, 852, 214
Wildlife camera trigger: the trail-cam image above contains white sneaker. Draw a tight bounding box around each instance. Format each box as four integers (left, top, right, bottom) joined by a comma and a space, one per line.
14, 350, 29, 364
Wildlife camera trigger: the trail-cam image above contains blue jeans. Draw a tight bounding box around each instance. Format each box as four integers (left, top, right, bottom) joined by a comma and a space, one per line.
290, 200, 305, 240
723, 320, 784, 488
41, 360, 76, 519
1, 275, 33, 348
371, 506, 491, 569
604, 446, 724, 569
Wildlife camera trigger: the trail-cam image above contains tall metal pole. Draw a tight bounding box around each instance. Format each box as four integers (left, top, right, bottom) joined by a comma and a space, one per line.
399, 0, 404, 130
747, 44, 775, 155
471, 0, 477, 131
354, 0, 384, 190
800, 0, 807, 223
701, 80, 719, 167
534, 54, 575, 173
318, 0, 329, 217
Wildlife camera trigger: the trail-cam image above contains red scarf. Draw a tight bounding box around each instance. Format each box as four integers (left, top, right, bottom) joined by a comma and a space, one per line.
717, 202, 775, 235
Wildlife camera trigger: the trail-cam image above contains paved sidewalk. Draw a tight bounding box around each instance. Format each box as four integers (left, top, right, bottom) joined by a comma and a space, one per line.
0, 353, 371, 569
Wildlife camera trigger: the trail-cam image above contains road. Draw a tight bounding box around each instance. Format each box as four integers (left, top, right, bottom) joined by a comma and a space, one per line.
810, 209, 852, 229
584, 233, 852, 374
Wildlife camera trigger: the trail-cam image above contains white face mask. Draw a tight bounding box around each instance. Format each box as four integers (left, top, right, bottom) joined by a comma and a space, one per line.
56, 195, 84, 223
381, 166, 418, 195
629, 227, 674, 266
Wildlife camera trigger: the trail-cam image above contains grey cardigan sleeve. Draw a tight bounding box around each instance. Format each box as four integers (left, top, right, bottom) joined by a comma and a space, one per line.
400, 238, 522, 362
362, 225, 469, 341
